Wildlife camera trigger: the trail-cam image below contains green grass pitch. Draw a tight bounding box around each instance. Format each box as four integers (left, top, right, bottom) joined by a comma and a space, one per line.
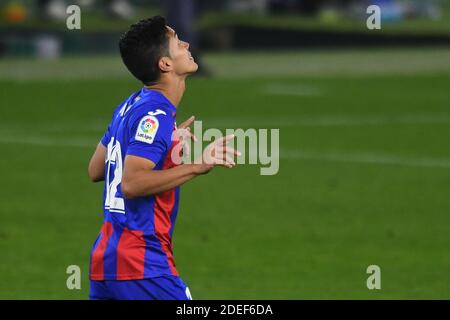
0, 48, 450, 299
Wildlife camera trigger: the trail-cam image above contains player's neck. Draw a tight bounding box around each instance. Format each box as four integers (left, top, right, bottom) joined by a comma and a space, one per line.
145, 76, 186, 108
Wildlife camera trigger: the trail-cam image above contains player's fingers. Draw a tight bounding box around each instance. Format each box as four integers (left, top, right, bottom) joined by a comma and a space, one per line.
214, 134, 235, 146
183, 141, 190, 157
224, 154, 236, 166
215, 162, 234, 169
186, 128, 198, 142
213, 157, 235, 168
178, 116, 195, 129
175, 128, 190, 142
214, 146, 240, 158
224, 147, 241, 156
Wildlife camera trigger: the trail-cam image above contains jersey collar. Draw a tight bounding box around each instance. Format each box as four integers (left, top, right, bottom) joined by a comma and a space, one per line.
142, 87, 177, 117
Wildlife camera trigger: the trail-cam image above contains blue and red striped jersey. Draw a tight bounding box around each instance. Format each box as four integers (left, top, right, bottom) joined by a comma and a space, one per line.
90, 88, 181, 281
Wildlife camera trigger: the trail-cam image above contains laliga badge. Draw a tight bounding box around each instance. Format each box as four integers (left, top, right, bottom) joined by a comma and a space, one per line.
136, 115, 159, 144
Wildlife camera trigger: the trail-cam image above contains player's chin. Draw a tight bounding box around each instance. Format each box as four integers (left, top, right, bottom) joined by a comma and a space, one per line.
187, 61, 199, 74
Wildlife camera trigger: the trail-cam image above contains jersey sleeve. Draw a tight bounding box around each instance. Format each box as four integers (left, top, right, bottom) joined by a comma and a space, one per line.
100, 122, 112, 147
126, 106, 174, 165
100, 100, 126, 147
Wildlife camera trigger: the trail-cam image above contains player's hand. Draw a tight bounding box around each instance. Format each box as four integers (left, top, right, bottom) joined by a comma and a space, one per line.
177, 116, 198, 158
194, 134, 241, 175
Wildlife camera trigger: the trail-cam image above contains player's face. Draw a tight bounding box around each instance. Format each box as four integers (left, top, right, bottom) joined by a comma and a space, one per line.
166, 26, 198, 76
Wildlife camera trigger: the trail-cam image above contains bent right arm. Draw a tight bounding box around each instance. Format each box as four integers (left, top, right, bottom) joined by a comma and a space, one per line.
121, 134, 239, 199
121, 156, 201, 198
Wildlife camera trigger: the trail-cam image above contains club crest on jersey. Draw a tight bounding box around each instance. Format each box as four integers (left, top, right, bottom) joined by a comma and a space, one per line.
136, 115, 159, 144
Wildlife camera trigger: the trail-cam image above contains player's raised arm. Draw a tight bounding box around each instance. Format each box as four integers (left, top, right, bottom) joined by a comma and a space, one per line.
88, 143, 107, 182
121, 133, 239, 199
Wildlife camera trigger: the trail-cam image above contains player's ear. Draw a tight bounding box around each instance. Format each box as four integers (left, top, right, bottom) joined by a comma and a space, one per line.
158, 56, 172, 72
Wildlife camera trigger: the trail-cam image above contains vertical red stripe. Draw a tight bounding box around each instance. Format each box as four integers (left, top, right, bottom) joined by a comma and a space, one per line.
90, 222, 113, 280
154, 137, 179, 276
154, 190, 178, 276
116, 228, 146, 280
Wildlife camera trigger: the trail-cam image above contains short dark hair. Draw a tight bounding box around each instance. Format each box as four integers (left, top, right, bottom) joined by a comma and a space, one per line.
119, 16, 170, 85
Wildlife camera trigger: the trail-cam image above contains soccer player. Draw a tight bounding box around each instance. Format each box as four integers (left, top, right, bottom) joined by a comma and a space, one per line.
87, 16, 238, 300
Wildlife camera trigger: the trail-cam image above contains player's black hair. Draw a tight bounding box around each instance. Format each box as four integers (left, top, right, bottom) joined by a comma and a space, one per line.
119, 16, 170, 85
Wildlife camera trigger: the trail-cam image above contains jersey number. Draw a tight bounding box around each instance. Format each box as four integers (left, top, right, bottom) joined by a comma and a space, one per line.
105, 137, 125, 214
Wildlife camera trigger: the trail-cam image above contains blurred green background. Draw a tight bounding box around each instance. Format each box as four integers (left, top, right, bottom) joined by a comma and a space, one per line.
1, 0, 450, 299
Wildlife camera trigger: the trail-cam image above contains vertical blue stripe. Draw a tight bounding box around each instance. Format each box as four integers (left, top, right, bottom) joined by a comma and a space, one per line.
102, 223, 123, 279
